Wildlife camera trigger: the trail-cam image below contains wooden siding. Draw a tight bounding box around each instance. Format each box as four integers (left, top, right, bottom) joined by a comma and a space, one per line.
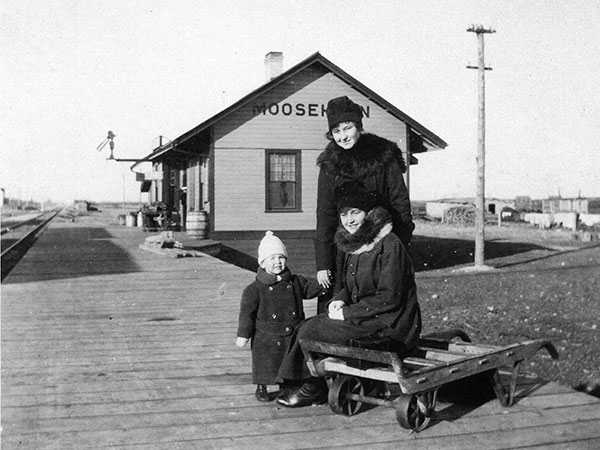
214, 70, 407, 149
212, 148, 320, 231
211, 69, 408, 232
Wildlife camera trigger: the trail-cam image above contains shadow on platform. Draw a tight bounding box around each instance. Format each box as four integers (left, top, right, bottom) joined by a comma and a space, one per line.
217, 236, 549, 276
3, 227, 141, 284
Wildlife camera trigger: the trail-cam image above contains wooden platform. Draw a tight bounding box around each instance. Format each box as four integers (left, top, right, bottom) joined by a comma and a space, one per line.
2, 212, 600, 449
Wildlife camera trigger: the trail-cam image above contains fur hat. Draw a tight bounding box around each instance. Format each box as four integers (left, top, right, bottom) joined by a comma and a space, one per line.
334, 181, 382, 212
326, 96, 363, 130
257, 231, 288, 264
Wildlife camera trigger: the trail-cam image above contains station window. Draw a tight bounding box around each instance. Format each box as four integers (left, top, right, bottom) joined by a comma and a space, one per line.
266, 150, 301, 212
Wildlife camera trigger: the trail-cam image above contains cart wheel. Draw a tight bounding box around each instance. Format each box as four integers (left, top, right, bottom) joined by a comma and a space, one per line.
328, 376, 364, 416
394, 390, 437, 432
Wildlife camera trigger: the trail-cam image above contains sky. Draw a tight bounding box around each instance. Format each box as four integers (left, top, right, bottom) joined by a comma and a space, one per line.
1, 0, 599, 204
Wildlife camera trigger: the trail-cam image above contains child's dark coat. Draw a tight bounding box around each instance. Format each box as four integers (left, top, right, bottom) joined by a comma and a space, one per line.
237, 268, 325, 384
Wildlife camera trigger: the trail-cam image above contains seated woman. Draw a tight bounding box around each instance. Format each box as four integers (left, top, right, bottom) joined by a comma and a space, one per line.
276, 181, 422, 407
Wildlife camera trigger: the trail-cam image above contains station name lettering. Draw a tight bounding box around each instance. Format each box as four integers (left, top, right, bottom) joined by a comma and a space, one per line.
252, 102, 370, 118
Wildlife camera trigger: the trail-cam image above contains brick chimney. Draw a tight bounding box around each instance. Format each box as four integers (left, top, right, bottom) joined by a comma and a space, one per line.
264, 51, 283, 82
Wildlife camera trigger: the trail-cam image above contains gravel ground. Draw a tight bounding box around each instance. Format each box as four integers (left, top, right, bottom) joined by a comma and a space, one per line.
417, 246, 600, 396
412, 221, 600, 396
220, 220, 600, 396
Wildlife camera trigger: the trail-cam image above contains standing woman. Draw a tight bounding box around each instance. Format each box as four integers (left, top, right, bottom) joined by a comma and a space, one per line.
314, 96, 415, 312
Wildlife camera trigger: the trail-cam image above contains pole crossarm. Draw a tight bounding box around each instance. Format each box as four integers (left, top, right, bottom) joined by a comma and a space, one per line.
467, 25, 496, 34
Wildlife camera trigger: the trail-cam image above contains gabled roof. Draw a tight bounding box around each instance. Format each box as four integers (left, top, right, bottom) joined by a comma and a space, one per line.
144, 52, 447, 164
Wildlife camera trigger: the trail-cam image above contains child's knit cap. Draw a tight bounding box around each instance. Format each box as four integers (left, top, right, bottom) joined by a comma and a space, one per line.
258, 231, 288, 264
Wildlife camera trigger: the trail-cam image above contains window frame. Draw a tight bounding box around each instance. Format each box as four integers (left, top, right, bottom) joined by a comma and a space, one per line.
265, 149, 302, 213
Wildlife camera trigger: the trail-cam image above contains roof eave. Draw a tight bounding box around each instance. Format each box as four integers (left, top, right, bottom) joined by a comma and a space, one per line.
154, 51, 448, 156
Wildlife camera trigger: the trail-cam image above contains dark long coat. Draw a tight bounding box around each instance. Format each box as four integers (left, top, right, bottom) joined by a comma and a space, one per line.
333, 206, 421, 345
314, 133, 415, 272
237, 268, 325, 384
277, 207, 421, 382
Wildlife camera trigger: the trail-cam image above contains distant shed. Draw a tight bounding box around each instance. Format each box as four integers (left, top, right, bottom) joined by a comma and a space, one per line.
73, 200, 90, 211
543, 197, 600, 214
133, 52, 447, 238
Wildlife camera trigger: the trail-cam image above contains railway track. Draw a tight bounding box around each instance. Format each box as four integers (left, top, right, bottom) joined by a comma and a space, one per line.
1, 209, 62, 280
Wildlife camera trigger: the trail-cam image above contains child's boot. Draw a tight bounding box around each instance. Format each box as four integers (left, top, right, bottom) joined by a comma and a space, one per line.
255, 384, 269, 402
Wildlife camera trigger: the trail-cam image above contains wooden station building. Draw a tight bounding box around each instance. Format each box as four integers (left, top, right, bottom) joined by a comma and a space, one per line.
132, 52, 447, 238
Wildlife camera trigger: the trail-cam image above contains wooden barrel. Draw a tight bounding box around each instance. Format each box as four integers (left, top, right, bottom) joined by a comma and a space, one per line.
186, 211, 208, 239
125, 212, 136, 227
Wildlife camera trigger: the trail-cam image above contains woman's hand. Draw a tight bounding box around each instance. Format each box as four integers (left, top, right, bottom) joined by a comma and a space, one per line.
317, 269, 332, 288
235, 337, 249, 348
328, 300, 345, 320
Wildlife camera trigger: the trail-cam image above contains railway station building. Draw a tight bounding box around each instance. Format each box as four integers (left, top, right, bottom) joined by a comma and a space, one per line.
132, 52, 447, 238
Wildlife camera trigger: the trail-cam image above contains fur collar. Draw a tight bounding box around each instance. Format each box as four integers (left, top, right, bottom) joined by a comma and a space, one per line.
334, 206, 393, 254
317, 133, 407, 178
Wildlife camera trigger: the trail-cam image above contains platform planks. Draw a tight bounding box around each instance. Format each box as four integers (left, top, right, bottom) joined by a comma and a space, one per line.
2, 211, 600, 449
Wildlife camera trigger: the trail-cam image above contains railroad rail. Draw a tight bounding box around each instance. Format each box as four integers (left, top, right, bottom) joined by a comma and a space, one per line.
1, 209, 61, 280
2, 212, 45, 235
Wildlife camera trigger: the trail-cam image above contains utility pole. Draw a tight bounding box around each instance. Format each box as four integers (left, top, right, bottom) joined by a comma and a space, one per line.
467, 24, 495, 268
405, 128, 411, 197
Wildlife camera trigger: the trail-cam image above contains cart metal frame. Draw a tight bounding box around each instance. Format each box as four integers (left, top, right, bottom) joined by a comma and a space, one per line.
300, 329, 558, 432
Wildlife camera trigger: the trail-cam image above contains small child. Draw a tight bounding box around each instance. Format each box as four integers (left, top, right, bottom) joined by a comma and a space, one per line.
236, 231, 328, 402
